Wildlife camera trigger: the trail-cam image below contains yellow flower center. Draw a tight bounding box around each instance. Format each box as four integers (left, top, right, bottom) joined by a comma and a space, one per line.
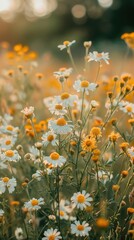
47, 135, 54, 142
80, 80, 89, 88
5, 150, 14, 157
61, 92, 70, 100
97, 53, 102, 58
2, 177, 9, 183
55, 104, 63, 110
85, 139, 92, 146
77, 194, 85, 203
5, 140, 11, 145
56, 118, 67, 126
77, 224, 84, 231
31, 199, 39, 206
6, 125, 13, 131
59, 67, 66, 71
126, 106, 132, 112
63, 41, 70, 46
48, 235, 55, 240
50, 152, 60, 160
60, 210, 65, 216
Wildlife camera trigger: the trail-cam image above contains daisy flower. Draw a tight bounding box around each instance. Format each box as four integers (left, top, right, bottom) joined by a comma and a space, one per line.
71, 220, 91, 237
96, 170, 113, 184
48, 118, 73, 135
58, 40, 76, 50
41, 131, 58, 147
43, 97, 54, 108
73, 79, 98, 95
0, 136, 16, 150
32, 170, 44, 181
0, 177, 17, 193
54, 67, 73, 79
127, 146, 134, 157
71, 190, 93, 210
24, 198, 44, 211
42, 228, 62, 240
2, 149, 21, 162
88, 51, 109, 64
14, 227, 24, 240
44, 152, 66, 167
0, 124, 19, 136
121, 32, 134, 49
55, 92, 78, 107
48, 103, 67, 116
21, 106, 34, 118
0, 209, 4, 216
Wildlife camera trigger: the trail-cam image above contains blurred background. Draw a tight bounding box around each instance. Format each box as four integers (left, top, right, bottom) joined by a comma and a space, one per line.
0, 0, 134, 55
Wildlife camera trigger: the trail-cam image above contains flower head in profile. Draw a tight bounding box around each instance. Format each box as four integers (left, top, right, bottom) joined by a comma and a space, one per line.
21, 106, 34, 118
121, 32, 134, 49
58, 40, 76, 50
42, 228, 62, 240
127, 146, 134, 158
54, 67, 73, 79
24, 198, 44, 211
88, 51, 109, 64
48, 118, 73, 135
0, 177, 17, 193
44, 152, 66, 167
71, 220, 91, 237
55, 92, 78, 107
71, 190, 93, 210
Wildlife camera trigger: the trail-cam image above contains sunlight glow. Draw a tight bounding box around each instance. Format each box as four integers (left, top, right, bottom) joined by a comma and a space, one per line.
98, 0, 113, 8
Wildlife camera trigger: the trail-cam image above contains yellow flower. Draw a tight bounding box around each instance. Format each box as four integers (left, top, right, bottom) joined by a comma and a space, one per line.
96, 218, 109, 228
121, 32, 134, 49
108, 132, 120, 142
81, 137, 96, 152
90, 127, 102, 138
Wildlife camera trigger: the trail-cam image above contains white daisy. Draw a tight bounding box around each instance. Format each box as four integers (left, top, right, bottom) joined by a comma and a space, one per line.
0, 125, 19, 136
54, 92, 78, 107
28, 146, 41, 163
42, 228, 62, 240
0, 136, 16, 150
43, 97, 54, 108
73, 79, 98, 95
24, 197, 44, 211
58, 40, 76, 50
48, 118, 73, 135
41, 131, 58, 147
127, 146, 134, 157
71, 190, 93, 210
96, 170, 113, 184
32, 170, 44, 181
14, 227, 24, 240
88, 51, 109, 64
21, 106, 34, 118
48, 103, 67, 116
119, 101, 134, 116
44, 152, 66, 167
54, 67, 73, 79
0, 177, 17, 193
71, 220, 91, 237
0, 209, 4, 216
2, 149, 21, 162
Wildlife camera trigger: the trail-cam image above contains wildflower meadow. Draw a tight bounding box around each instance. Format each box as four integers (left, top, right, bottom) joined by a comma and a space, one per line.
0, 35, 134, 240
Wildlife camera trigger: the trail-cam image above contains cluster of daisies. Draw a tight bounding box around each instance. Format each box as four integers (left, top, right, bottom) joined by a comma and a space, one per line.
0, 38, 134, 240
